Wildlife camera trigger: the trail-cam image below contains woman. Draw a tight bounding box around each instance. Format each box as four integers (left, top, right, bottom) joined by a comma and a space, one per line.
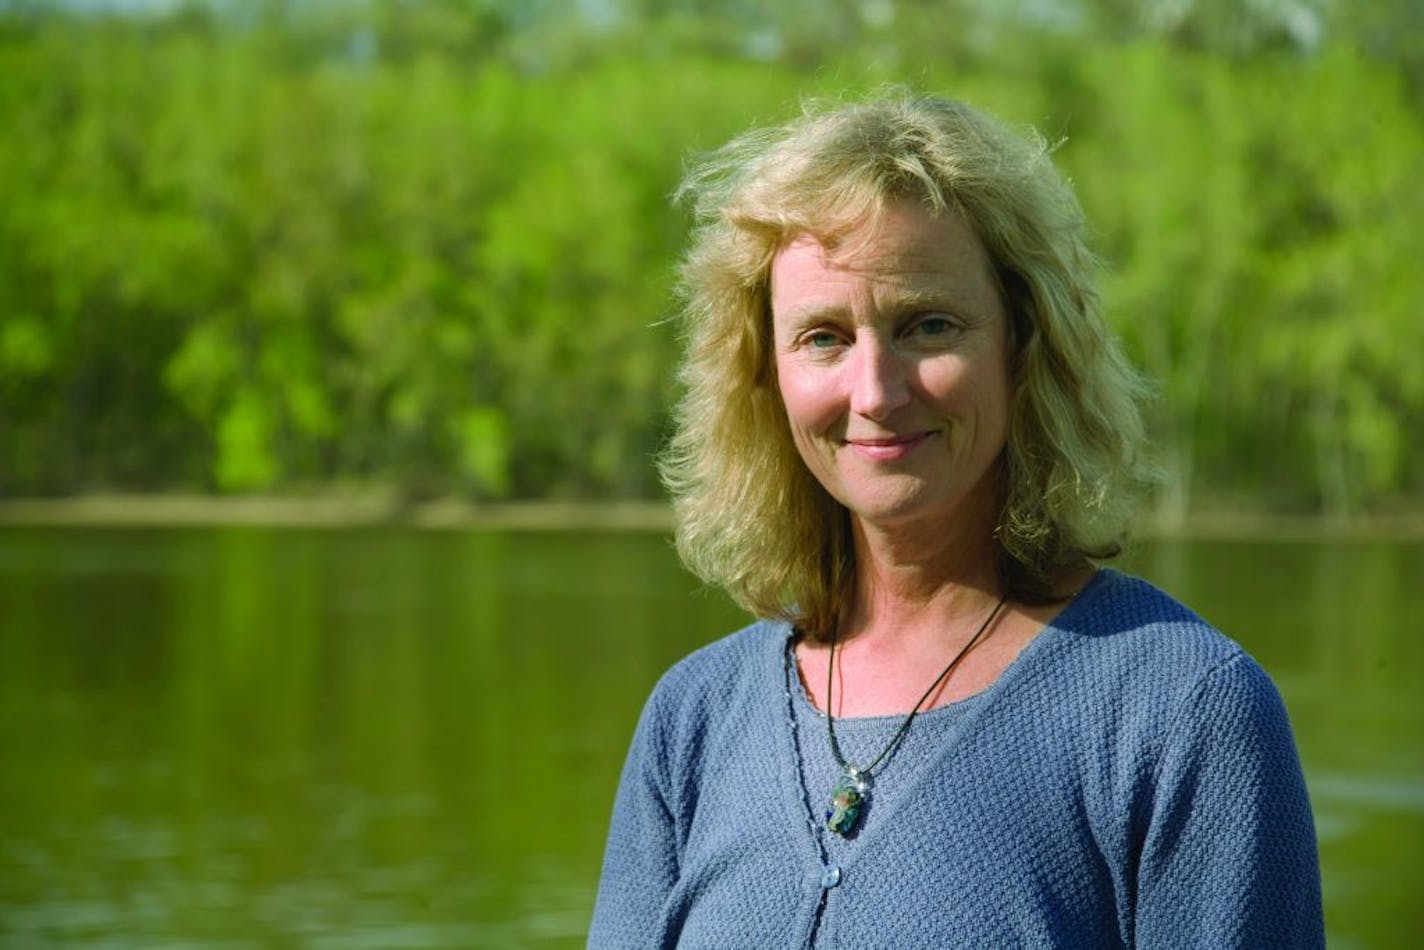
590, 93, 1322, 948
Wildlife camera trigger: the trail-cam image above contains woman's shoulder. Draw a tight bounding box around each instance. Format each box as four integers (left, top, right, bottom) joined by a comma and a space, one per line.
1003, 569, 1300, 795
1055, 567, 1248, 670
639, 617, 791, 730
658, 615, 789, 683
1030, 568, 1282, 723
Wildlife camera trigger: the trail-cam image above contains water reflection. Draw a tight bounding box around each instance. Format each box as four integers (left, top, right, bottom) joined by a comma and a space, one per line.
0, 528, 1419, 946
1127, 537, 1424, 947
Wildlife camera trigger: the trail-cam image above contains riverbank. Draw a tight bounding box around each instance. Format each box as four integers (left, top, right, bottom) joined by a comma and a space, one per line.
0, 493, 674, 532
3, 493, 1423, 540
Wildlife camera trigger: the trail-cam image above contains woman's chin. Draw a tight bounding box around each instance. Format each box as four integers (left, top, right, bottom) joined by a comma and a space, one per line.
835, 473, 1000, 539
841, 490, 956, 532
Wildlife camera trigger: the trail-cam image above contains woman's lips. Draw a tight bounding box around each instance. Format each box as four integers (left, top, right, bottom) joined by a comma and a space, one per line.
843, 432, 934, 461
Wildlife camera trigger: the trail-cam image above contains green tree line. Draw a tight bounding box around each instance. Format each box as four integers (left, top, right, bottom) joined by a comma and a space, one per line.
1, 0, 1420, 519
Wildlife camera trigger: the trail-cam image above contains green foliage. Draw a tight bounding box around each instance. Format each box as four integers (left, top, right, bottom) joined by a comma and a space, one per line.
453, 405, 510, 497
0, 1, 1419, 516
1068, 42, 1424, 517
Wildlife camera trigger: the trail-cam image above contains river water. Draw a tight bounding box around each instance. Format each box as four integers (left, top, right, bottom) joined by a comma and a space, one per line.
1, 526, 1420, 947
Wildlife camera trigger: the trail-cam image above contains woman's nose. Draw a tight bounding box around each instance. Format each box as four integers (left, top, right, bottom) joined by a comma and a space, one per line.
848, 339, 911, 420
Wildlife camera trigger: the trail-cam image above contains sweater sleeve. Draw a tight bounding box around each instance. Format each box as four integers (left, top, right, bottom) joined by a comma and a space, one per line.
587, 684, 681, 948
1135, 652, 1323, 949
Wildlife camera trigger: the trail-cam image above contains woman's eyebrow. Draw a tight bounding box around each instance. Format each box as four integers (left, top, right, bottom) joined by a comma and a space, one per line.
776, 302, 850, 327
877, 283, 986, 320
882, 286, 954, 309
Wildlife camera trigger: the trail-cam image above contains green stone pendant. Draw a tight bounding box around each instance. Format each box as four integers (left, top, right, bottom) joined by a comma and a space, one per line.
825, 767, 871, 836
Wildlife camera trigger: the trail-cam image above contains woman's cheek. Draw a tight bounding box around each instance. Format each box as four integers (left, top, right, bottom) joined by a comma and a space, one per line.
779, 366, 845, 434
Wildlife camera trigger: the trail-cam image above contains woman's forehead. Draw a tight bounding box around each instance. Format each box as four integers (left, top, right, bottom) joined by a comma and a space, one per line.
772, 200, 994, 288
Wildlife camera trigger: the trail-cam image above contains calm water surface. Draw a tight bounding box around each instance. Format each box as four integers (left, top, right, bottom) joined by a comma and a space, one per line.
1, 527, 1420, 947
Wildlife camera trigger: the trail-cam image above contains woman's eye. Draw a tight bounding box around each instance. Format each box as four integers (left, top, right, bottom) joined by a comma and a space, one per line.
913, 316, 955, 337
807, 331, 841, 349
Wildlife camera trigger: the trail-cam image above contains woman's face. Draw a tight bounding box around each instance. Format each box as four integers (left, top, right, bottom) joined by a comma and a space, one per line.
769, 199, 1012, 534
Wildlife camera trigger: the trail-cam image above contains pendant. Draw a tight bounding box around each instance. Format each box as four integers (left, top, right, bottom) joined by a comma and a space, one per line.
825, 766, 871, 836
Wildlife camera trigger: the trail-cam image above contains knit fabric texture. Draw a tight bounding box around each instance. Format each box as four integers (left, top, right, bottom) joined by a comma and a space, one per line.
588, 569, 1323, 948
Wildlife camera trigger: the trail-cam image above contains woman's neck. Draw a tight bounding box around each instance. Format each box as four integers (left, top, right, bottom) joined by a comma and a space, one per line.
843, 507, 1001, 650
794, 508, 1085, 717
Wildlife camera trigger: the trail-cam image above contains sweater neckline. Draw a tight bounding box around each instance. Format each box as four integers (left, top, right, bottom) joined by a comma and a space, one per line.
769, 568, 1117, 877
780, 568, 1112, 722
783, 638, 991, 725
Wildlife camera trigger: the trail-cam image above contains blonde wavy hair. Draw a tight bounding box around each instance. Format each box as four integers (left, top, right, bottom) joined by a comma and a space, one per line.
660, 92, 1153, 640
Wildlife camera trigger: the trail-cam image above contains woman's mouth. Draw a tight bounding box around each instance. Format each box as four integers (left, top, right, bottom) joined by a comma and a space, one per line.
843, 432, 934, 461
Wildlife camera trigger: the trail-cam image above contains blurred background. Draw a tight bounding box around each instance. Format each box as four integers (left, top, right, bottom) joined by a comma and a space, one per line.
0, 0, 1421, 946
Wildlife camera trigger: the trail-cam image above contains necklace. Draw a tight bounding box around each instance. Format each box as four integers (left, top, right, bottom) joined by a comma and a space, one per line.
822, 593, 1008, 837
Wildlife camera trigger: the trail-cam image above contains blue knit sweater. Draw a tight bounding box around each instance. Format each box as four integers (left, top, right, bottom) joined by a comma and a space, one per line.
589, 570, 1323, 948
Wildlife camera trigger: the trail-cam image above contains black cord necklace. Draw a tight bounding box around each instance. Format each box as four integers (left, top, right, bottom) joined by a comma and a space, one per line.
823, 593, 1009, 837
